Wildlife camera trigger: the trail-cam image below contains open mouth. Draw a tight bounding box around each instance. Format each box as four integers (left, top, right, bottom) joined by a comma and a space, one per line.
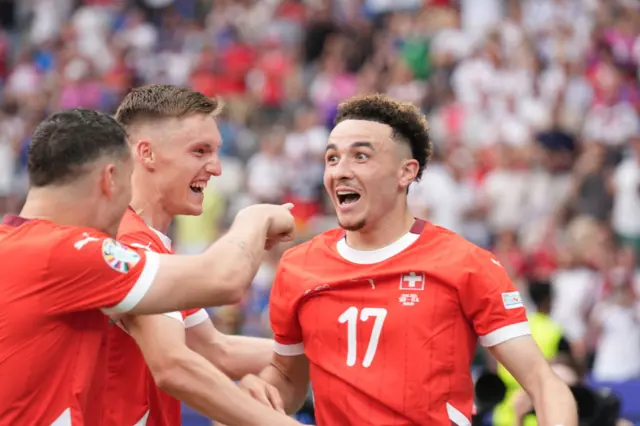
189, 182, 207, 194
336, 190, 361, 205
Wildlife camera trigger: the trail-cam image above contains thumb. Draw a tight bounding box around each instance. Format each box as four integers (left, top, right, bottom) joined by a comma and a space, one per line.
281, 203, 294, 210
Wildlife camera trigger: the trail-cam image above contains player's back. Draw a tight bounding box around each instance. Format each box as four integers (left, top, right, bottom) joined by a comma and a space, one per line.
271, 220, 529, 425
0, 218, 110, 425
0, 214, 157, 425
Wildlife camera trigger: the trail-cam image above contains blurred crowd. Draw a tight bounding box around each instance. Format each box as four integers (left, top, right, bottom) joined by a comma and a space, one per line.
0, 0, 639, 411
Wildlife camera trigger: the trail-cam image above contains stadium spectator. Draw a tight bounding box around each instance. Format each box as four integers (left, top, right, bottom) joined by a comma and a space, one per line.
0, 0, 639, 423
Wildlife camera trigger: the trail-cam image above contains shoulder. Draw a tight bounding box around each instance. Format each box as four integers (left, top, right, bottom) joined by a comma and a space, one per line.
415, 224, 501, 277
417, 224, 478, 261
118, 230, 163, 253
279, 228, 343, 267
44, 226, 146, 273
2, 222, 121, 270
0, 224, 12, 240
273, 229, 343, 295
117, 211, 166, 253
28, 221, 110, 250
117, 210, 149, 242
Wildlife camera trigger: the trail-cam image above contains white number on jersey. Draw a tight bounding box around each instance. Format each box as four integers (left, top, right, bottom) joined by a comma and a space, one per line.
338, 307, 387, 368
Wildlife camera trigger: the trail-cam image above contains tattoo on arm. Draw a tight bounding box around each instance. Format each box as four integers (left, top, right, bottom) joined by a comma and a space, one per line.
235, 240, 260, 269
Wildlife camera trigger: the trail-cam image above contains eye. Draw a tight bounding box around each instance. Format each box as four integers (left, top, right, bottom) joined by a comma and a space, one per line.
326, 154, 339, 164
194, 148, 206, 156
355, 152, 369, 161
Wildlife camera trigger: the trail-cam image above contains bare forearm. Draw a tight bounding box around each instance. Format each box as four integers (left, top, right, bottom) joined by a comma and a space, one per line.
215, 335, 274, 380
156, 353, 301, 426
530, 377, 578, 426
197, 215, 271, 302
132, 216, 270, 314
259, 364, 308, 414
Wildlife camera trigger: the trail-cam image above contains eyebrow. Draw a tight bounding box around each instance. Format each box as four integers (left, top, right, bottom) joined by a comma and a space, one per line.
325, 141, 376, 152
190, 141, 219, 149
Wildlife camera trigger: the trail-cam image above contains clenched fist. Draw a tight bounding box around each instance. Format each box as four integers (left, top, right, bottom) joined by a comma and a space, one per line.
237, 374, 285, 413
237, 203, 296, 249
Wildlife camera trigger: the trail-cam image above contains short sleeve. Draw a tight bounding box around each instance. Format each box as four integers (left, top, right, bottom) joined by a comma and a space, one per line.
183, 308, 210, 328
270, 260, 304, 356
44, 230, 159, 315
458, 247, 530, 347
157, 310, 209, 328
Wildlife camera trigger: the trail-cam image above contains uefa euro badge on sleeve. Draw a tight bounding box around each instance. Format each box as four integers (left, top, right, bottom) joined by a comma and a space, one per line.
102, 238, 141, 273
501, 291, 524, 310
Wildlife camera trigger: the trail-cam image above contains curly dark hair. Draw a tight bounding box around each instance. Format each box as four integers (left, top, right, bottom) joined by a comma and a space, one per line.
334, 93, 432, 180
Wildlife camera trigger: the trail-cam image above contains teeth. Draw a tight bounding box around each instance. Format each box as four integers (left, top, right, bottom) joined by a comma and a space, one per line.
337, 190, 357, 195
190, 182, 207, 189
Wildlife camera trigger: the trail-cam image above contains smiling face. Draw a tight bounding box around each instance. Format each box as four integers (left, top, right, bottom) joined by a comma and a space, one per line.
323, 119, 419, 231
137, 113, 222, 216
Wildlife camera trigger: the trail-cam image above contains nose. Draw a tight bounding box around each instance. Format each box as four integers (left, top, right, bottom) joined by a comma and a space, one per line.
330, 157, 354, 181
206, 156, 222, 177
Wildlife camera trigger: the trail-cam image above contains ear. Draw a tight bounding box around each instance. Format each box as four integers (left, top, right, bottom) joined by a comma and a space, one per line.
133, 140, 156, 171
99, 163, 117, 199
398, 159, 419, 190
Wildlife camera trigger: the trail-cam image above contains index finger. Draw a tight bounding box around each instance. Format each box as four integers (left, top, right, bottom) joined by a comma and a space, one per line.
281, 203, 294, 210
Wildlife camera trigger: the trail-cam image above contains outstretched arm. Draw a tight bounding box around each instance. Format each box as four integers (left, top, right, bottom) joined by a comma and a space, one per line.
490, 335, 578, 426
125, 204, 295, 315
123, 314, 305, 426
240, 248, 310, 414
186, 317, 274, 380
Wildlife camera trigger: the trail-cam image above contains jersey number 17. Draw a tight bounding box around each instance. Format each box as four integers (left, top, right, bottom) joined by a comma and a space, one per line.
338, 307, 388, 368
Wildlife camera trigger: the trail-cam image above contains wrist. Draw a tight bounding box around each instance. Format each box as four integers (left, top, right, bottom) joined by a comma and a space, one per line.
235, 207, 272, 233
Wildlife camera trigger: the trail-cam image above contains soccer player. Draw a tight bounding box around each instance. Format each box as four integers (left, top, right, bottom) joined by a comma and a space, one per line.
101, 84, 302, 426
0, 108, 296, 425
239, 94, 578, 425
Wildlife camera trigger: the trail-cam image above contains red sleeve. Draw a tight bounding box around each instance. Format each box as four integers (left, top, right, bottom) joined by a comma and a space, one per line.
269, 258, 304, 356
183, 308, 210, 328
118, 232, 211, 328
458, 247, 530, 347
43, 230, 160, 315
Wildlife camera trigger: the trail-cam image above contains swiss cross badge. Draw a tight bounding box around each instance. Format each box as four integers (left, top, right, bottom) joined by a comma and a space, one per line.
399, 272, 425, 291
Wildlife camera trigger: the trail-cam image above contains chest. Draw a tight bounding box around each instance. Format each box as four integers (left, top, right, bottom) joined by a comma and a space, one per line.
296, 269, 461, 365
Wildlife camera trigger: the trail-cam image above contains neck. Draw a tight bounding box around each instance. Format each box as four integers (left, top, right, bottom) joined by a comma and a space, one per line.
345, 204, 415, 251
21, 187, 98, 230
130, 173, 173, 234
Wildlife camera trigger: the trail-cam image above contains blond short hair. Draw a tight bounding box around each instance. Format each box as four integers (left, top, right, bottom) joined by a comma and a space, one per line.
115, 84, 222, 126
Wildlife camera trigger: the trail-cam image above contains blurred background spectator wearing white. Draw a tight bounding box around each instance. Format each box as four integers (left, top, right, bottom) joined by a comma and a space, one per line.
0, 0, 639, 424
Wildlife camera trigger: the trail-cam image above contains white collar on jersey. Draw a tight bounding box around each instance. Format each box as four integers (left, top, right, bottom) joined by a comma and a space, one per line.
149, 226, 172, 251
336, 231, 420, 265
132, 207, 173, 251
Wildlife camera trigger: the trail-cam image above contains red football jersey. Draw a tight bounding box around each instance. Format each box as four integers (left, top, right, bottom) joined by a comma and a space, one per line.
102, 208, 210, 426
270, 220, 530, 426
0, 215, 159, 426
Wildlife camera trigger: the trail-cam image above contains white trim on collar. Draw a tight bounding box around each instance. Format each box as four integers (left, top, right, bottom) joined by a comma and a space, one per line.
336, 232, 420, 265
148, 226, 172, 251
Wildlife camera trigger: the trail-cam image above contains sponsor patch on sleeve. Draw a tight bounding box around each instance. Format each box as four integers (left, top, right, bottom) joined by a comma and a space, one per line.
102, 239, 141, 273
502, 291, 524, 310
